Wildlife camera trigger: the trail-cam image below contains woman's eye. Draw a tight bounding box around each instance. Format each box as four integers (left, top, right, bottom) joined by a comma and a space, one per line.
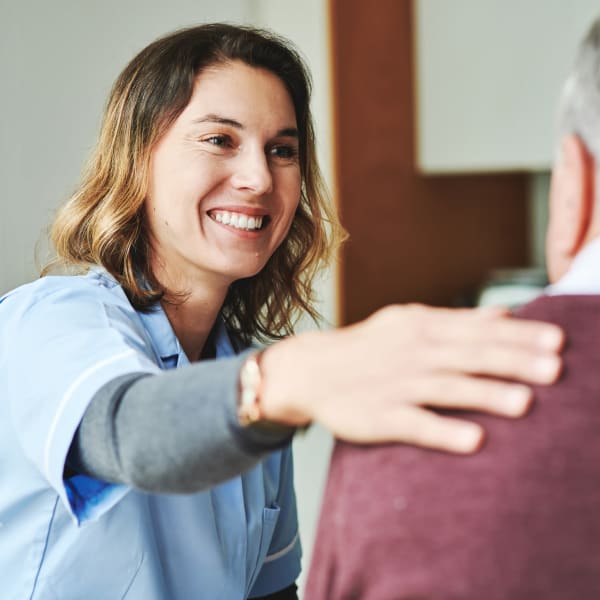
203, 135, 231, 148
269, 144, 299, 161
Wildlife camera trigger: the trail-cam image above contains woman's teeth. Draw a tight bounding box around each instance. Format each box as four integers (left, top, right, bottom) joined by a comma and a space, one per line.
212, 211, 263, 231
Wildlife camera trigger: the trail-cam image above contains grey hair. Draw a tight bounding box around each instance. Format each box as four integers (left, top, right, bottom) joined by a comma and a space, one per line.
556, 18, 600, 162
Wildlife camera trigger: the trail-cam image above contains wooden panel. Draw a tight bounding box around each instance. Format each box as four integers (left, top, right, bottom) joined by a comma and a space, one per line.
330, 0, 529, 324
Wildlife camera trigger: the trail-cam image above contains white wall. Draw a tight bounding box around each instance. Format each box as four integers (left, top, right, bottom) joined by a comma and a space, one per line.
414, 0, 600, 172
0, 0, 246, 293
0, 1, 334, 595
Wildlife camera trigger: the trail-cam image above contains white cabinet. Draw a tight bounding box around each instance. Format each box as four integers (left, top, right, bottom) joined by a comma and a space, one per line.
414, 0, 600, 173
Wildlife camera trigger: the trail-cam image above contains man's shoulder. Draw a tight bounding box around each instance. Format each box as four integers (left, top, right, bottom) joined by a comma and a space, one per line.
516, 293, 600, 328
518, 292, 600, 310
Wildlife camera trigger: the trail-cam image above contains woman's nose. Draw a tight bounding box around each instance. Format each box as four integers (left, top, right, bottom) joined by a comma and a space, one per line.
230, 147, 273, 195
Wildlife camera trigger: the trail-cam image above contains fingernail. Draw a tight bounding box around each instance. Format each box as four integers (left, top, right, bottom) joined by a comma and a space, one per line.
457, 424, 484, 453
534, 356, 561, 381
505, 385, 532, 415
538, 328, 563, 350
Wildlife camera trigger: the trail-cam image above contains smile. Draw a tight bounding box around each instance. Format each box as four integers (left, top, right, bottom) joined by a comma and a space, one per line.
209, 210, 266, 231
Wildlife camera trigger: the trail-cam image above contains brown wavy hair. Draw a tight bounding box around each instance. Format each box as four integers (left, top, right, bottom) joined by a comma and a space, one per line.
43, 23, 346, 343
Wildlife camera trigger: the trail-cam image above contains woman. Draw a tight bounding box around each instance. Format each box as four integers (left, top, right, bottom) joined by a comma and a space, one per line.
0, 24, 562, 599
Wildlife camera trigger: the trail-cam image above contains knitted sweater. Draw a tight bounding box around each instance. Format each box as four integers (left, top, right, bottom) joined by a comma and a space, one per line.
306, 295, 600, 600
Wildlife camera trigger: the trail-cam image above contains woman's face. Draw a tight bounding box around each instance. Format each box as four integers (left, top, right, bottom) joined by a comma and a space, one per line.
145, 60, 301, 290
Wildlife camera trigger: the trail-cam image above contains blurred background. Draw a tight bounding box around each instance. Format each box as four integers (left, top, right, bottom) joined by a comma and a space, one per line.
1, 0, 598, 595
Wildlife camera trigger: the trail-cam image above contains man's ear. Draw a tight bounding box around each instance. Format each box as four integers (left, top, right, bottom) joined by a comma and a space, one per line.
546, 135, 595, 281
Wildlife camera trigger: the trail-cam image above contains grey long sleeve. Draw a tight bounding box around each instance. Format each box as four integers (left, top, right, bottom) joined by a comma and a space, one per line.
66, 353, 295, 493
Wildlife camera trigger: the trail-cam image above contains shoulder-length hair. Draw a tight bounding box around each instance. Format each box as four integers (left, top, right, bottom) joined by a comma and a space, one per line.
44, 23, 346, 343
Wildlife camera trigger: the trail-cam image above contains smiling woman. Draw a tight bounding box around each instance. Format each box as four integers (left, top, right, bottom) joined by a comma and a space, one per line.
143, 61, 305, 360
3, 25, 336, 599
145, 62, 303, 347
46, 25, 336, 347
0, 22, 565, 600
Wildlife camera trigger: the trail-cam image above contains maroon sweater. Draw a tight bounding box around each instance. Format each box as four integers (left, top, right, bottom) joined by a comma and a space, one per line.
306, 295, 600, 600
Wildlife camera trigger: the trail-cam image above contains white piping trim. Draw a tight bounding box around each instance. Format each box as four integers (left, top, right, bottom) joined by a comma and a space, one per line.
263, 531, 299, 563
43, 349, 137, 479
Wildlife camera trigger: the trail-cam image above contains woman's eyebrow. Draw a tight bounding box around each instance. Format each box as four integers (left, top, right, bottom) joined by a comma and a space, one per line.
193, 114, 243, 128
192, 114, 298, 138
277, 127, 299, 138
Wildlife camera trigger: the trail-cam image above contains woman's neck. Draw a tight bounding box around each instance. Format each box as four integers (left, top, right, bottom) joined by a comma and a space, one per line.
161, 287, 228, 362
152, 260, 231, 362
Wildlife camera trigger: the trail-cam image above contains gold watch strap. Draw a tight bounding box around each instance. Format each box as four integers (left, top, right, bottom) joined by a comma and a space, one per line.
238, 351, 263, 426
237, 350, 310, 436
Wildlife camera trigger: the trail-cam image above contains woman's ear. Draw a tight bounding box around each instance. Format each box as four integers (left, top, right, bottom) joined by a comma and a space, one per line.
546, 134, 595, 282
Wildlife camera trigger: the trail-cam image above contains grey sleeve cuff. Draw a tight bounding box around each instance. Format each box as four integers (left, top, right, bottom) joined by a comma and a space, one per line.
67, 353, 295, 494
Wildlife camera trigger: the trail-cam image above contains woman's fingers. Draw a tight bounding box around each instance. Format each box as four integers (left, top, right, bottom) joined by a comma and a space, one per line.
389, 409, 485, 454
325, 377, 531, 447
452, 311, 563, 351
414, 342, 562, 384
372, 304, 564, 351
259, 303, 565, 451
365, 305, 563, 384
335, 405, 484, 454
400, 375, 533, 417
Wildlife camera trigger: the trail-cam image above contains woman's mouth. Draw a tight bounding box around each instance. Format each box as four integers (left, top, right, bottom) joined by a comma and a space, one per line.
208, 210, 269, 231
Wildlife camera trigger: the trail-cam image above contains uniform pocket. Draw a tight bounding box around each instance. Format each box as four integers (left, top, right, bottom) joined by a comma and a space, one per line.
247, 504, 281, 593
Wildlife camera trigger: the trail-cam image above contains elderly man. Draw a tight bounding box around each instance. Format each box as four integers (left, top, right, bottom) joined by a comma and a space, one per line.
306, 18, 600, 600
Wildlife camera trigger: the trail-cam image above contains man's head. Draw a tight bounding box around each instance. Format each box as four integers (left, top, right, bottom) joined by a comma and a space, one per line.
547, 18, 600, 282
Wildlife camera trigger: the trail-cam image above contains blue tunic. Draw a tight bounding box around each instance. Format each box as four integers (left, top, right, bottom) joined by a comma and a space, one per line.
0, 270, 301, 599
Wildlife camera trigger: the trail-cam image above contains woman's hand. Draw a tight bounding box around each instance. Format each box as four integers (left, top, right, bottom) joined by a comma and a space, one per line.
258, 304, 564, 454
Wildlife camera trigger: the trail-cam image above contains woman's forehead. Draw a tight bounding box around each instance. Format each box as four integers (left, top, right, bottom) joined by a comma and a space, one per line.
177, 61, 297, 130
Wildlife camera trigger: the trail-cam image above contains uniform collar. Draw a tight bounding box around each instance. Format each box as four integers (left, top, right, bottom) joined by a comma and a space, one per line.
137, 305, 237, 367
88, 267, 236, 366
137, 303, 182, 366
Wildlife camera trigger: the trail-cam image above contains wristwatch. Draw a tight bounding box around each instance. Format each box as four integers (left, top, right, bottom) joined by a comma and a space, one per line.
237, 351, 264, 426
237, 350, 309, 436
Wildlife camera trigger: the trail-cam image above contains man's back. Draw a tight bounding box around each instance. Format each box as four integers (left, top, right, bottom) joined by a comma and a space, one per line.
306, 295, 600, 600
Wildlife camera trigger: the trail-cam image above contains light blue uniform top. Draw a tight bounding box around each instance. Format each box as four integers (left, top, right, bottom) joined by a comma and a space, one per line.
0, 269, 301, 599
